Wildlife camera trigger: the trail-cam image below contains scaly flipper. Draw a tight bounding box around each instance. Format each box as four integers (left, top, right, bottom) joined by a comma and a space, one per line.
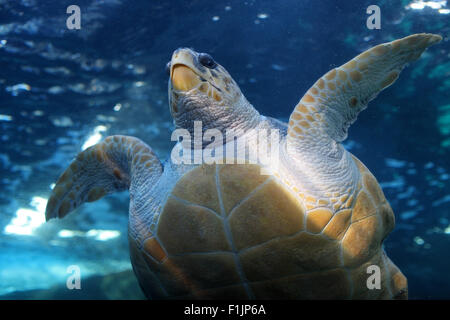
287, 33, 442, 153
45, 135, 162, 220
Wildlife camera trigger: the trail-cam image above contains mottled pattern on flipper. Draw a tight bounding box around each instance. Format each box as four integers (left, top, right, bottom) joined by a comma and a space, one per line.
287, 33, 442, 144
45, 135, 162, 220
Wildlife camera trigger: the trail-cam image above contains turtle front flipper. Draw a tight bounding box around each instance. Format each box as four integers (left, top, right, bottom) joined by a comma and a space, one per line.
45, 135, 162, 220
287, 33, 442, 152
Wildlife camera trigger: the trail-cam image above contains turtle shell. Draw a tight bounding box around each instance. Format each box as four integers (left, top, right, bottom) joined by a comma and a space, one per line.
129, 158, 407, 299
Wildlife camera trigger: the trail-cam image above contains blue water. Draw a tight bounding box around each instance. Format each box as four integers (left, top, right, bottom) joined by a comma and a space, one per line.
0, 0, 449, 299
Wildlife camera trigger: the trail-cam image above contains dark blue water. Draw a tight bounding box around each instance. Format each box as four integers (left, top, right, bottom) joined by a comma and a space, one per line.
0, 0, 449, 299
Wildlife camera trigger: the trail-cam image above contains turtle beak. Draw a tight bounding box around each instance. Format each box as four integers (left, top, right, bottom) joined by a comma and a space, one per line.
169, 48, 202, 92
171, 64, 201, 92
168, 78, 181, 116
168, 48, 204, 118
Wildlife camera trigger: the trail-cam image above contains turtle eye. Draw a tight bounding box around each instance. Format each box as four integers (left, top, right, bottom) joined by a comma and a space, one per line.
198, 53, 217, 69
165, 62, 171, 76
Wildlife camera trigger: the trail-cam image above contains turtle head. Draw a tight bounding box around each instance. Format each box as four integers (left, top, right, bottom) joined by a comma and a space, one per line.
167, 48, 259, 133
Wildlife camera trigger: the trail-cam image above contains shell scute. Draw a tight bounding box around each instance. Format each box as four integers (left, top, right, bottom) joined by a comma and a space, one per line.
228, 178, 305, 250
157, 197, 230, 255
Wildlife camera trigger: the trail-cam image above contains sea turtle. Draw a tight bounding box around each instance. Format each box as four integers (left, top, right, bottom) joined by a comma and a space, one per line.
46, 33, 441, 299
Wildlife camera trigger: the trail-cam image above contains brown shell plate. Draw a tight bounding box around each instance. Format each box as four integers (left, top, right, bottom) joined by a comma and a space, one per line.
130, 159, 407, 299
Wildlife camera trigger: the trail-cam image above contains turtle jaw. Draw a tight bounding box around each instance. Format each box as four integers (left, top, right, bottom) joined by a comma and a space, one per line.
168, 49, 205, 117
171, 64, 202, 92
168, 63, 203, 117
168, 59, 216, 120
169, 48, 204, 93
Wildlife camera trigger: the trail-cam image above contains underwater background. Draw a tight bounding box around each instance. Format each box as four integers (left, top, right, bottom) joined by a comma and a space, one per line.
0, 0, 449, 299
